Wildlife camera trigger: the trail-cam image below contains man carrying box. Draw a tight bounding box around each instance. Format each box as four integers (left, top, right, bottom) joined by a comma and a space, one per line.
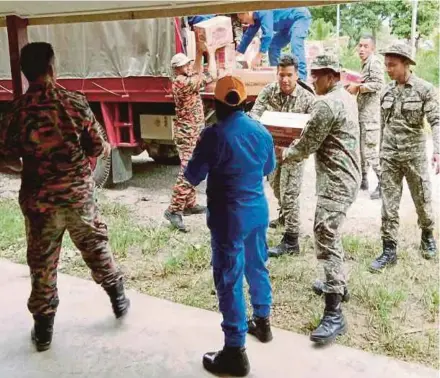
279, 54, 360, 344
250, 54, 314, 257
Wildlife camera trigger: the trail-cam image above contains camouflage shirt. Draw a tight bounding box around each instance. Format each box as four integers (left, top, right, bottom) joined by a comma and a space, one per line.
357, 53, 384, 126
380, 73, 440, 160
283, 83, 361, 209
0, 79, 105, 212
249, 82, 315, 121
172, 71, 212, 139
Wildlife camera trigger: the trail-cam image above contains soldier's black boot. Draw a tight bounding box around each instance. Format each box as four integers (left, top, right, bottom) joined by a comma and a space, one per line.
370, 240, 397, 272
360, 172, 369, 190
247, 316, 273, 343
183, 204, 207, 216
420, 230, 437, 260
370, 182, 381, 200
310, 294, 346, 345
203, 346, 250, 377
31, 314, 55, 352
104, 279, 130, 319
312, 280, 350, 302
164, 209, 188, 233
269, 212, 285, 229
268, 232, 299, 257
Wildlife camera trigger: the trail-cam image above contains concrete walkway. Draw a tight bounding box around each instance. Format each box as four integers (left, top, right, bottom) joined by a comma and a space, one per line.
0, 259, 437, 378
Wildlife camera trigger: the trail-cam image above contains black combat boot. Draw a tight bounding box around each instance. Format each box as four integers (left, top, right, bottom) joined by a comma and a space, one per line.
370, 183, 381, 200
164, 209, 188, 232
104, 279, 130, 319
360, 172, 369, 190
370, 240, 397, 272
269, 212, 285, 229
247, 316, 273, 343
183, 204, 207, 216
310, 294, 346, 345
268, 233, 299, 257
420, 230, 437, 260
312, 280, 350, 302
203, 346, 250, 377
31, 314, 55, 352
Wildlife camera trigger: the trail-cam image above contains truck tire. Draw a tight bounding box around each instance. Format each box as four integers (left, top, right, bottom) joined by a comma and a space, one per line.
90, 123, 112, 188
148, 144, 180, 165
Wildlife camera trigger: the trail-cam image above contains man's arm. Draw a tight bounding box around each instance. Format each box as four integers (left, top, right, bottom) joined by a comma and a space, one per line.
249, 85, 271, 120
424, 85, 440, 174
283, 100, 334, 163
81, 102, 108, 158
263, 137, 276, 176
256, 11, 274, 54
359, 58, 384, 94
0, 112, 22, 174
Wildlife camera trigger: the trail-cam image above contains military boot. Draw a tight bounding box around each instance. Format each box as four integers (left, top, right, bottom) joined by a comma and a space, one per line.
269, 212, 285, 229
310, 293, 346, 345
183, 204, 207, 216
104, 279, 130, 319
420, 230, 437, 260
268, 233, 299, 257
164, 209, 188, 233
312, 280, 350, 302
203, 346, 250, 377
370, 240, 397, 272
247, 316, 273, 343
360, 172, 369, 190
31, 314, 55, 352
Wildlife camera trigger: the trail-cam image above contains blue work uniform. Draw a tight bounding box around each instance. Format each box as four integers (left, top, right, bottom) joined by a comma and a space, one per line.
237, 8, 312, 80
185, 111, 276, 348
187, 14, 216, 27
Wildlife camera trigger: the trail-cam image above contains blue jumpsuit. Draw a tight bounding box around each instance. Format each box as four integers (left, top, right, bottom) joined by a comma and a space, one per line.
185, 111, 276, 347
237, 8, 312, 80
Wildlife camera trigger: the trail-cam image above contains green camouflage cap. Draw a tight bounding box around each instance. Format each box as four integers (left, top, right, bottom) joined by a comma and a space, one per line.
310, 54, 342, 73
380, 42, 416, 65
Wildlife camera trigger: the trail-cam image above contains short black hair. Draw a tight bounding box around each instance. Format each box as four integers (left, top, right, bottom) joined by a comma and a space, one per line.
278, 54, 299, 71
20, 42, 55, 82
359, 34, 376, 46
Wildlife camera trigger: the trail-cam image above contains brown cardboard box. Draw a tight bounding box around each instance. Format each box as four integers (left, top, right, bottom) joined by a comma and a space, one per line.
215, 43, 236, 77
259, 111, 311, 147
194, 16, 233, 49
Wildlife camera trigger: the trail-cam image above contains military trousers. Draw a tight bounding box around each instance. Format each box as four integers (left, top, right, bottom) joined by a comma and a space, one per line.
381, 154, 435, 244
360, 123, 381, 177
22, 200, 122, 317
314, 198, 352, 296
269, 161, 304, 234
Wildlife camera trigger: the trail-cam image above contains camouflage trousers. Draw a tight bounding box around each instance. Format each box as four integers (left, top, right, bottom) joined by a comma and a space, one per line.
360, 123, 381, 176
22, 200, 122, 317
314, 198, 352, 296
381, 154, 434, 244
269, 161, 304, 234
168, 132, 199, 214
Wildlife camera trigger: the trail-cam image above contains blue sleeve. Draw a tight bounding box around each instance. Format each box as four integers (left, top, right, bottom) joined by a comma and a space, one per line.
263, 134, 276, 176
237, 23, 259, 54
257, 11, 274, 54
184, 128, 214, 186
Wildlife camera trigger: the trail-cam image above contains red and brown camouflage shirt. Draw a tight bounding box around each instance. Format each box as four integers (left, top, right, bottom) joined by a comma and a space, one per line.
0, 79, 105, 212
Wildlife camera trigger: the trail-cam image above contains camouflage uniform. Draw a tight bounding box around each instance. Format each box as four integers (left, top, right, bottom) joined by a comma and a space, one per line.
0, 79, 122, 317
358, 53, 384, 177
283, 56, 360, 295
250, 82, 314, 235
168, 71, 212, 214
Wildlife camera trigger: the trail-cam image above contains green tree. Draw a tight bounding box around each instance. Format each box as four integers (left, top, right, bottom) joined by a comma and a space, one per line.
309, 18, 335, 40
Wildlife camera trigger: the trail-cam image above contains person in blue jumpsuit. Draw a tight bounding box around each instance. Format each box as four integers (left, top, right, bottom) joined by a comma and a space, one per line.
236, 8, 312, 80
184, 76, 276, 377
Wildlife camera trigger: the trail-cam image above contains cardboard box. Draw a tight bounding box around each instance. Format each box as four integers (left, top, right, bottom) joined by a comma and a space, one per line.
215, 43, 236, 76
194, 16, 233, 49
259, 111, 311, 147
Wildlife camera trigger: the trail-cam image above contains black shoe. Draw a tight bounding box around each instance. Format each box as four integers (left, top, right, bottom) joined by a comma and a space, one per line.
247, 316, 273, 343
164, 209, 188, 232
104, 279, 130, 319
268, 233, 299, 257
183, 204, 207, 216
31, 314, 55, 352
203, 346, 250, 377
370, 184, 381, 200
269, 214, 285, 229
312, 280, 350, 302
370, 240, 397, 272
420, 230, 437, 260
360, 173, 369, 190
310, 294, 346, 345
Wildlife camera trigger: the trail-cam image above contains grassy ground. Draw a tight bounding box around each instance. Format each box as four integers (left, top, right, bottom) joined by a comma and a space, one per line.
0, 197, 438, 369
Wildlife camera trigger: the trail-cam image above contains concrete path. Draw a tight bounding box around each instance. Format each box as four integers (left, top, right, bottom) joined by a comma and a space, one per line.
0, 259, 437, 378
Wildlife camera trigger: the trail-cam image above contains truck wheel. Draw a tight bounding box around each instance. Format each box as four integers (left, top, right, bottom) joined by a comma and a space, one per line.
89, 123, 112, 188
148, 144, 180, 165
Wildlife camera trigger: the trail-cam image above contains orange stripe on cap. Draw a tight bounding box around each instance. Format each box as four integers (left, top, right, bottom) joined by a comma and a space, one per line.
214, 75, 247, 106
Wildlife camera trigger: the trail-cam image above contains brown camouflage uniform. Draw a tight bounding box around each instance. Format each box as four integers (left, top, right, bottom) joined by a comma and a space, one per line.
250, 82, 314, 235
358, 53, 384, 177
380, 73, 439, 243
0, 79, 122, 317
283, 57, 360, 295
168, 71, 212, 214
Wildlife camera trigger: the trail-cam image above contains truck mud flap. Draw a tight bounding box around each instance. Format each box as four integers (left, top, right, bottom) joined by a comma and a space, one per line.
112, 148, 132, 184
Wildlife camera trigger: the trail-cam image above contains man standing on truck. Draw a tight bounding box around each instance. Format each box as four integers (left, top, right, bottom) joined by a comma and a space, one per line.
345, 34, 384, 199
165, 44, 214, 232
0, 42, 130, 352
184, 75, 275, 377
236, 8, 312, 80
279, 54, 360, 345
249, 54, 314, 257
